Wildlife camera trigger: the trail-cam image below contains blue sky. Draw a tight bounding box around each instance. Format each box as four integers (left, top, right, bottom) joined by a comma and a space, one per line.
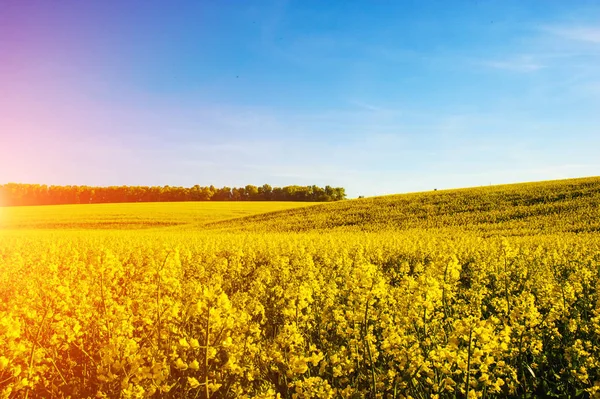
1, 0, 599, 197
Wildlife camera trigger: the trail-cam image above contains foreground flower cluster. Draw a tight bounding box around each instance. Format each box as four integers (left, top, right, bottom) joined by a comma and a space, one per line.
1, 229, 599, 399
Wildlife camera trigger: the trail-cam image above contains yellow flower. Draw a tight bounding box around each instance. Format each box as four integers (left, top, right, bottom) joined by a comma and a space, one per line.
190, 338, 200, 349
174, 358, 188, 370
290, 357, 308, 374
188, 377, 201, 389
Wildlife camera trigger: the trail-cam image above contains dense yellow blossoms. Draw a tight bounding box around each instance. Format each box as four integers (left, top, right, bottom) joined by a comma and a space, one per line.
1, 176, 600, 398
1, 229, 600, 399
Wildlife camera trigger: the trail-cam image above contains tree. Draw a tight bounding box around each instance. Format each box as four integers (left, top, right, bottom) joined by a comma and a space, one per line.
245, 185, 259, 201
0, 183, 346, 206
213, 187, 232, 201
258, 184, 272, 200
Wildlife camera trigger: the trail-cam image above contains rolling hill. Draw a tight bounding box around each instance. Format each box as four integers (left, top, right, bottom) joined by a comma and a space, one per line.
207, 176, 600, 235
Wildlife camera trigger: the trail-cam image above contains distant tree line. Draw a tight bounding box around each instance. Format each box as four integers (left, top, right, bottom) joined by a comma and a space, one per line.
0, 183, 346, 206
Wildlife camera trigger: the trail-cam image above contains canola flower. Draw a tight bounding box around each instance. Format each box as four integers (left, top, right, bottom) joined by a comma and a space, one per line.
1, 177, 600, 398
1, 231, 600, 398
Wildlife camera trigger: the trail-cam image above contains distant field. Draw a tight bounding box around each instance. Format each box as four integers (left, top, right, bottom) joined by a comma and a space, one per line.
0, 201, 318, 230
4, 176, 598, 234
209, 176, 600, 235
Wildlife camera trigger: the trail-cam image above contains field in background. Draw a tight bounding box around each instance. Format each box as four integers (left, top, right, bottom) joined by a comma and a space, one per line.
208, 176, 600, 235
1, 177, 600, 399
0, 201, 317, 230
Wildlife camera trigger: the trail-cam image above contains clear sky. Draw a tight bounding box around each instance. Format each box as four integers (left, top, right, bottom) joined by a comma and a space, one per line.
1, 0, 599, 197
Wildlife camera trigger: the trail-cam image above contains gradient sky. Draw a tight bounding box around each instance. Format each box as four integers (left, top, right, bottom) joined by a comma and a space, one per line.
1, 1, 599, 197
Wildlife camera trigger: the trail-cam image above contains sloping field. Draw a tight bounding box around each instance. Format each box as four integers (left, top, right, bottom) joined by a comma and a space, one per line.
0, 201, 318, 230
209, 176, 600, 235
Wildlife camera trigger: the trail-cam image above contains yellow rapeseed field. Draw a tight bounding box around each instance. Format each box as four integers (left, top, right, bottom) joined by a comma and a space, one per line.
0, 202, 318, 231
1, 177, 600, 398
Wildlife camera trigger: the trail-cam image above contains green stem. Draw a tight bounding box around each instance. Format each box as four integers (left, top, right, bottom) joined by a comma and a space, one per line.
205, 305, 211, 399
465, 327, 473, 399
25, 307, 49, 399
363, 298, 377, 398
